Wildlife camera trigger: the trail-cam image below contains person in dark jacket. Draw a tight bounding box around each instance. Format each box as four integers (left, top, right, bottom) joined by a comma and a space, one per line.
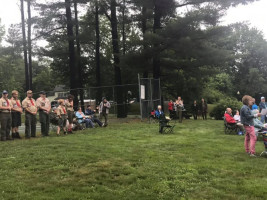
240, 95, 261, 157
85, 105, 103, 127
200, 98, 208, 120
191, 100, 198, 120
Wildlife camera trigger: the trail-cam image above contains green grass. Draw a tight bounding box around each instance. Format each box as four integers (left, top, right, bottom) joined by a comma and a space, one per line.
1, 119, 267, 200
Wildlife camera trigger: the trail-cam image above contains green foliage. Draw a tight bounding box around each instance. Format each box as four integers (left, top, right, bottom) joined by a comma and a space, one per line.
210, 97, 242, 120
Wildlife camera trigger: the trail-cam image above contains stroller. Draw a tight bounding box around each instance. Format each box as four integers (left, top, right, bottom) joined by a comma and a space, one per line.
149, 109, 158, 124
260, 132, 267, 157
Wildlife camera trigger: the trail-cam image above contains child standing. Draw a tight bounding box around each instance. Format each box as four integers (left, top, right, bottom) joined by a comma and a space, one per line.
240, 95, 261, 157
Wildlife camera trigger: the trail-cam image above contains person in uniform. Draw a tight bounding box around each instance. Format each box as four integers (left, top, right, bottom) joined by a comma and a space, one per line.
0, 90, 12, 141
65, 94, 74, 133
57, 99, 67, 136
99, 97, 111, 127
36, 91, 51, 137
22, 90, 37, 139
10, 90, 23, 139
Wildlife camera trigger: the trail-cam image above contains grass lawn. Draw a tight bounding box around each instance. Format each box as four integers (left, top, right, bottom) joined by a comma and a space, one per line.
1, 119, 267, 200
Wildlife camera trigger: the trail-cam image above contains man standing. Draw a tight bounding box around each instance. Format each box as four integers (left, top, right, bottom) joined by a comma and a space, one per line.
10, 90, 23, 139
36, 91, 51, 137
22, 90, 37, 139
0, 90, 12, 141
259, 97, 267, 123
99, 97, 111, 127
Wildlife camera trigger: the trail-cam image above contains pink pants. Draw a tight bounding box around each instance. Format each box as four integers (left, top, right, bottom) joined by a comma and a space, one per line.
244, 126, 257, 154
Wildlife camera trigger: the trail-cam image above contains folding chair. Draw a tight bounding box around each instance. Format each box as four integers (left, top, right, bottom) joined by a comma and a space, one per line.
158, 114, 175, 134
223, 117, 238, 134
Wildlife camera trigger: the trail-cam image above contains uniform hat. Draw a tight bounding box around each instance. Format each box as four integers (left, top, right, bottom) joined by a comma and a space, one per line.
40, 91, 46, 95
261, 97, 265, 100
2, 90, 8, 94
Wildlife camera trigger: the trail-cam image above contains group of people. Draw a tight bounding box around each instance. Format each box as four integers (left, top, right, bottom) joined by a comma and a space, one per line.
167, 97, 208, 121
0, 89, 111, 141
224, 95, 267, 157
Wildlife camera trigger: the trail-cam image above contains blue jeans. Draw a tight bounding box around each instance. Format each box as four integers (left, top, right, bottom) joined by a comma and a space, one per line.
261, 115, 266, 123
82, 119, 94, 128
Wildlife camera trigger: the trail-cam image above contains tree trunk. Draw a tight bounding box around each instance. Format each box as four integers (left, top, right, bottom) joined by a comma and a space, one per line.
27, 0, 33, 90
122, 0, 126, 55
65, 0, 78, 110
95, 0, 102, 104
142, 6, 148, 78
74, 1, 84, 111
153, 1, 161, 79
110, 0, 126, 118
20, 0, 30, 91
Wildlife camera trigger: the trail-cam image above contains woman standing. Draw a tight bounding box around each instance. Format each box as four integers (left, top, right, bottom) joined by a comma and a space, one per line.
57, 99, 67, 136
168, 100, 174, 118
192, 100, 198, 120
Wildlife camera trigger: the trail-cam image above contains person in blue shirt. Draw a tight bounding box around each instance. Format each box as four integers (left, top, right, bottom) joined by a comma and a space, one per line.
75, 107, 94, 128
259, 97, 267, 123
155, 105, 170, 133
251, 98, 258, 110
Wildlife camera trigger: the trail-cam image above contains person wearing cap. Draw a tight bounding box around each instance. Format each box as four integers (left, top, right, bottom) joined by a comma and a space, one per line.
22, 90, 37, 139
259, 97, 267, 123
36, 91, 51, 137
99, 97, 111, 127
65, 94, 74, 133
0, 90, 12, 141
10, 90, 23, 139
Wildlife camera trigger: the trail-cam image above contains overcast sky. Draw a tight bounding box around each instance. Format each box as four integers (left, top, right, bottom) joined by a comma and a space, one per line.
0, 0, 267, 39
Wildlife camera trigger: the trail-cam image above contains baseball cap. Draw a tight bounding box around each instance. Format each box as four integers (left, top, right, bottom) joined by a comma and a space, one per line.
40, 91, 46, 95
2, 90, 8, 94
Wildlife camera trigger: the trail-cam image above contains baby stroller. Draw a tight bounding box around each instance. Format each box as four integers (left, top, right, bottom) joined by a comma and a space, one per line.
50, 111, 59, 131
260, 132, 267, 157
149, 109, 158, 124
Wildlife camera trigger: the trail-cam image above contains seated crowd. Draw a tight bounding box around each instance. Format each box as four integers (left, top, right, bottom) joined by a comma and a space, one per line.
0, 89, 111, 141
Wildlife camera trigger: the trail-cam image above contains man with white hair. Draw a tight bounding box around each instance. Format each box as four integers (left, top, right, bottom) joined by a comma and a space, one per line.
224, 107, 244, 132
155, 105, 170, 133
259, 97, 267, 123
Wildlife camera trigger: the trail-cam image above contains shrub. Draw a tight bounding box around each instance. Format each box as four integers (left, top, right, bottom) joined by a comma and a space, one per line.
210, 97, 242, 120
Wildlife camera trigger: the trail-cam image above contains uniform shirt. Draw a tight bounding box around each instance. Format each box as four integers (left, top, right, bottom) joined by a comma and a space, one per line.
36, 97, 51, 113
57, 105, 67, 116
65, 100, 74, 111
0, 97, 11, 113
10, 97, 22, 113
22, 97, 37, 113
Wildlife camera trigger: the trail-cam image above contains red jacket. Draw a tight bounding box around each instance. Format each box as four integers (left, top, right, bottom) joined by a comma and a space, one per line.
168, 102, 174, 111
224, 113, 236, 124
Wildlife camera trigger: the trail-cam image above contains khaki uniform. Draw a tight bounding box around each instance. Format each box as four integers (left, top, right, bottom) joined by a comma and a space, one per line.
65, 100, 74, 123
0, 98, 12, 140
10, 97, 22, 128
36, 97, 51, 136
22, 97, 37, 138
57, 106, 67, 129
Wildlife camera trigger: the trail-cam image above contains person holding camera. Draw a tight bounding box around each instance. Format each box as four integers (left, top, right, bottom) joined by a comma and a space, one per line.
99, 97, 111, 127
